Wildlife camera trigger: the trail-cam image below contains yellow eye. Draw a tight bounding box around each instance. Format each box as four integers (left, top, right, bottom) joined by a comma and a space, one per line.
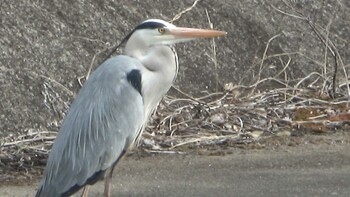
158, 27, 165, 34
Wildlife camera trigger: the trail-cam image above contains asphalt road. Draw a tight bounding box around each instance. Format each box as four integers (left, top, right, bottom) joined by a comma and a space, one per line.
1, 142, 350, 197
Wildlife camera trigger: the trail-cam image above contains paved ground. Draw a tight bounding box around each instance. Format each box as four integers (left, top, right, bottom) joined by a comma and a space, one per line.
1, 142, 350, 197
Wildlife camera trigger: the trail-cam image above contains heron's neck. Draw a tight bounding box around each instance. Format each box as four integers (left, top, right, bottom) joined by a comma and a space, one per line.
143, 46, 177, 73
125, 40, 178, 119
124, 36, 147, 60
125, 39, 177, 81
143, 47, 177, 125
125, 31, 178, 103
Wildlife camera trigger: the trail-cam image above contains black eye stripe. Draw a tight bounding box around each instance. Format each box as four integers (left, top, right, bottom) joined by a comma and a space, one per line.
120, 21, 167, 48
135, 22, 166, 30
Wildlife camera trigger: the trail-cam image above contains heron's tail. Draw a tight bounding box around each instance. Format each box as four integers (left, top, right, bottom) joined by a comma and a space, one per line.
35, 184, 62, 197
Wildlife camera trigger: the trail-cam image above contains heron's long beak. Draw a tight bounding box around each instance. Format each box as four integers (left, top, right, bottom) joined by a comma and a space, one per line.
168, 27, 227, 39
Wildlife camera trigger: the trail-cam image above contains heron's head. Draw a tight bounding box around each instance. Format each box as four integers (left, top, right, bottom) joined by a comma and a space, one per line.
125, 19, 226, 48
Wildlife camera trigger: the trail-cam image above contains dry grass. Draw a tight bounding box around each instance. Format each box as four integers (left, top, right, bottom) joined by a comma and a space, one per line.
2, 75, 350, 166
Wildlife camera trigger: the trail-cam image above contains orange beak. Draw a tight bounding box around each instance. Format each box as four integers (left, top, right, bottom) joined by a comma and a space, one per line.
167, 27, 227, 39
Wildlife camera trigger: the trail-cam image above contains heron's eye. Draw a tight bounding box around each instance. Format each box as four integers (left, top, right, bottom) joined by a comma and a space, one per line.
158, 27, 165, 34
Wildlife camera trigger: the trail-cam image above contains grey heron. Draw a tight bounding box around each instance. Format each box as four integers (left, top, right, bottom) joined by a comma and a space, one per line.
36, 19, 226, 197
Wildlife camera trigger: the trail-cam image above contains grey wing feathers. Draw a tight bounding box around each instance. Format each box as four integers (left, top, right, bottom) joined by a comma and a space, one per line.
36, 56, 144, 196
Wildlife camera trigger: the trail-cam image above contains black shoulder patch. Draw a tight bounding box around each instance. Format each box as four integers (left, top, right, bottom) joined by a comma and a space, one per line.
135, 21, 165, 30
127, 69, 142, 95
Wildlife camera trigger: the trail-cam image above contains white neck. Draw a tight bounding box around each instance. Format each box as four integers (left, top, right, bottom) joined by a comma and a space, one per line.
125, 32, 178, 119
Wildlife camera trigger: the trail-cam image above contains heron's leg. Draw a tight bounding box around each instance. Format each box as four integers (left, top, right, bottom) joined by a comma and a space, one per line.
103, 149, 127, 197
103, 170, 112, 197
81, 186, 90, 197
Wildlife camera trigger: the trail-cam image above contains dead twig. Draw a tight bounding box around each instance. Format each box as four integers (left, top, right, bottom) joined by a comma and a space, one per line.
169, 0, 201, 23
275, 1, 350, 98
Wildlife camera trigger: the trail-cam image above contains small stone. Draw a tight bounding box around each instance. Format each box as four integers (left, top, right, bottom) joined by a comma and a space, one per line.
210, 113, 226, 125
276, 130, 291, 137
250, 131, 264, 139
